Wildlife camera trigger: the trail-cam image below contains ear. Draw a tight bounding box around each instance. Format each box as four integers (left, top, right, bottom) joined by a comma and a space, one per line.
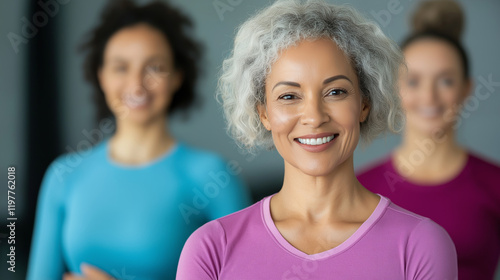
257, 103, 271, 131
360, 99, 370, 123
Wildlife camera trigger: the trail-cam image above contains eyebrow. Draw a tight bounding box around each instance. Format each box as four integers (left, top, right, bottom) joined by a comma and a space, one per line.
323, 75, 352, 85
272, 75, 353, 91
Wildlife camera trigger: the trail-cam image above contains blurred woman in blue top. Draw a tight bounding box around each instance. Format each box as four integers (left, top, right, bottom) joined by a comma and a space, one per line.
27, 1, 251, 279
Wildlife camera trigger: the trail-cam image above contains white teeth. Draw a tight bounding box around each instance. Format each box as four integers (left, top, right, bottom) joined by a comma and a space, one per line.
297, 135, 335, 145
123, 94, 149, 108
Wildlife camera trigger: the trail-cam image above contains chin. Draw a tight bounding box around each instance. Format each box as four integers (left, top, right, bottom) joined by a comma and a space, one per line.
414, 121, 452, 136
302, 170, 334, 177
125, 112, 164, 125
294, 161, 340, 177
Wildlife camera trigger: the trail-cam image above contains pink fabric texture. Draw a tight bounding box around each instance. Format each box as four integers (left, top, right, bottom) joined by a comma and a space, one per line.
177, 194, 457, 279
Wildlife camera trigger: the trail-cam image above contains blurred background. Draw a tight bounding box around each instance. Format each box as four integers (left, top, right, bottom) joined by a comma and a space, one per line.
0, 0, 499, 279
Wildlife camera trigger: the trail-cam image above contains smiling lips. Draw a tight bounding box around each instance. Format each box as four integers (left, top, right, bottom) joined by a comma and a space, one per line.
417, 106, 444, 118
294, 133, 339, 152
297, 135, 336, 145
123, 93, 150, 109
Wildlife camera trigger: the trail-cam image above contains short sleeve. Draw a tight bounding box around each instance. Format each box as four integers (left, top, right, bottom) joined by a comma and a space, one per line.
27, 157, 68, 280
406, 219, 458, 280
176, 220, 226, 280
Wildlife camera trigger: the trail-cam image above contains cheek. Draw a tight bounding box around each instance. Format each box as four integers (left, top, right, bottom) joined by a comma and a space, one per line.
442, 88, 464, 107
266, 107, 298, 158
330, 102, 362, 158
144, 74, 170, 94
267, 105, 299, 133
330, 102, 362, 129
151, 83, 170, 99
399, 90, 416, 110
100, 73, 123, 98
99, 76, 126, 116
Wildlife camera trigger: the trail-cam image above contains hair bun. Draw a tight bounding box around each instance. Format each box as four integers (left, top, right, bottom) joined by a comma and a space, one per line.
410, 0, 465, 41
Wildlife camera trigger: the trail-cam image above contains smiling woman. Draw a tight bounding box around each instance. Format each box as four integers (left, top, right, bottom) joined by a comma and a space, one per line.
176, 0, 458, 279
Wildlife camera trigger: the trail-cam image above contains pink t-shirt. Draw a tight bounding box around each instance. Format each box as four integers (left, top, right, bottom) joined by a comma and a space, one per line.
357, 153, 500, 280
177, 194, 457, 279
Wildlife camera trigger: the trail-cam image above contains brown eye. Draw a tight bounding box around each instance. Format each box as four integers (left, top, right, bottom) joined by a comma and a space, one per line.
279, 94, 297, 100
326, 89, 347, 96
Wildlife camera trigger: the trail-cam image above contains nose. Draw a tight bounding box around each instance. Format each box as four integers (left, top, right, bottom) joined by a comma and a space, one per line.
126, 70, 147, 96
420, 81, 439, 104
300, 94, 330, 127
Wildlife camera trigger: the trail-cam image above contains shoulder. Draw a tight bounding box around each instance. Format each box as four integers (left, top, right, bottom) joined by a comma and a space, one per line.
185, 219, 227, 251
47, 140, 108, 181
178, 201, 262, 279
467, 152, 500, 180
378, 200, 433, 230
183, 200, 261, 251
177, 219, 226, 280
467, 153, 500, 192
216, 200, 262, 231
408, 218, 453, 246
467, 153, 500, 210
185, 200, 261, 244
405, 217, 457, 278
39, 141, 107, 198
382, 200, 454, 244
381, 201, 457, 278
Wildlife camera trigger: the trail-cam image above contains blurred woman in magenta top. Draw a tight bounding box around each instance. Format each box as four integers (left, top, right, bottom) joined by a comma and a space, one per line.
357, 1, 500, 279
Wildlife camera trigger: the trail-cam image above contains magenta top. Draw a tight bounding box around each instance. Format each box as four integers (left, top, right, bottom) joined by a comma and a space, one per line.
357, 153, 500, 280
177, 194, 457, 279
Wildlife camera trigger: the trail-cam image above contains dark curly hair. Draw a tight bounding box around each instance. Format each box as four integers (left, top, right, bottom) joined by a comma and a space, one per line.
80, 0, 203, 121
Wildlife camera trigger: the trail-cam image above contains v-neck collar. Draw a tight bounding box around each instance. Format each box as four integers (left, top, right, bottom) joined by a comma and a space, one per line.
261, 194, 389, 260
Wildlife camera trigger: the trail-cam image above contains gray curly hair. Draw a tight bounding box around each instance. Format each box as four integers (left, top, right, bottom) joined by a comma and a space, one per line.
218, 0, 404, 151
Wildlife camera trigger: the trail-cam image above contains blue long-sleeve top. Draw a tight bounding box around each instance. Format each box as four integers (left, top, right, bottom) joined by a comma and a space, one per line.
27, 140, 251, 280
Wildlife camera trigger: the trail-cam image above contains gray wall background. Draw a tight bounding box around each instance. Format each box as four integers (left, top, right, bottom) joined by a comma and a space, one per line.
58, 0, 500, 191
1, 0, 499, 278
2, 0, 500, 197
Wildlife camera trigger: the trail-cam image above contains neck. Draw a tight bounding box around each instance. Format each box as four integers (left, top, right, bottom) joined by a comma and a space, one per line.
109, 117, 175, 164
394, 126, 467, 181
274, 156, 376, 223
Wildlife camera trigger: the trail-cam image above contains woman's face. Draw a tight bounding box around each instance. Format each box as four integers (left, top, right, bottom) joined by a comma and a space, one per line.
98, 23, 182, 125
259, 38, 369, 176
400, 39, 470, 136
